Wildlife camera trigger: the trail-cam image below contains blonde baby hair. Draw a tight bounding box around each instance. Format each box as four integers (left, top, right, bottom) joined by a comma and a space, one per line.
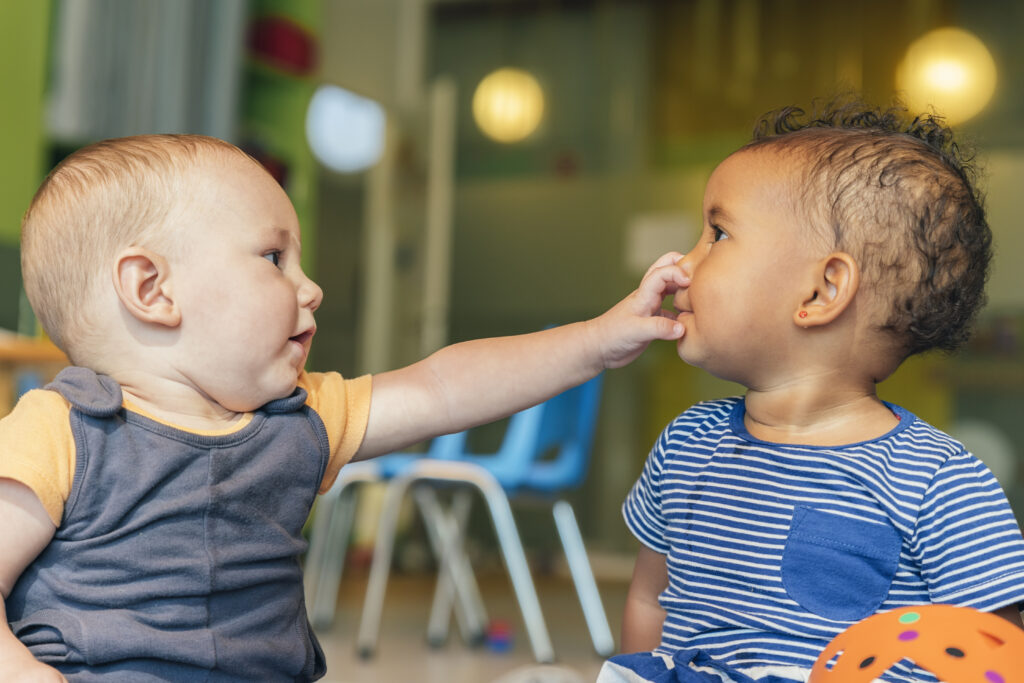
21, 134, 256, 360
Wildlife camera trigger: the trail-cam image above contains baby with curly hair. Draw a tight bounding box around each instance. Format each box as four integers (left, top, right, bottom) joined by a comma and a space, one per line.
603, 98, 1024, 682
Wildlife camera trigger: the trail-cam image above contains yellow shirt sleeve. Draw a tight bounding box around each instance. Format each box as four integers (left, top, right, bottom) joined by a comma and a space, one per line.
297, 371, 372, 493
0, 389, 75, 526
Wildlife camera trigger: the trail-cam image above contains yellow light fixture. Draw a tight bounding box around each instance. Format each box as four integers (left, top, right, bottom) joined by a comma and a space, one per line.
896, 27, 997, 125
472, 67, 544, 143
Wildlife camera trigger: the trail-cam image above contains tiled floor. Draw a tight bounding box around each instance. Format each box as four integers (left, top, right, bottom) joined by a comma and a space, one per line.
313, 570, 628, 683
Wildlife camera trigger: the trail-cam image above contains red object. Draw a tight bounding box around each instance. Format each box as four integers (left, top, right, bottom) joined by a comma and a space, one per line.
552, 150, 579, 178
798, 310, 808, 319
485, 618, 513, 653
248, 15, 317, 75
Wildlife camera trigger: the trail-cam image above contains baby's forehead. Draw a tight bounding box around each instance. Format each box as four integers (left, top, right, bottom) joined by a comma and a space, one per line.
713, 147, 809, 208
172, 151, 297, 237
712, 146, 840, 248
733, 136, 824, 178
174, 151, 268, 203
729, 140, 846, 210
185, 147, 260, 180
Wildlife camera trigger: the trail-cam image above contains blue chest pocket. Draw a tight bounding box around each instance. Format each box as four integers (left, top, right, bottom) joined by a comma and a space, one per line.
781, 506, 901, 621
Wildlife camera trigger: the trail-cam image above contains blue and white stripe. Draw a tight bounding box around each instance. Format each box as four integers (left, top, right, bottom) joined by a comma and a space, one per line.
624, 397, 1024, 681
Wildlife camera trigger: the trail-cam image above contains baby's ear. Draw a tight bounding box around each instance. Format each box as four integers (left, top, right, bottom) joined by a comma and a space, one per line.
794, 252, 859, 328
113, 247, 181, 328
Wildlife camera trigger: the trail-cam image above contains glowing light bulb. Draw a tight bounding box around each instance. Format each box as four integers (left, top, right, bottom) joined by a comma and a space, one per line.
472, 68, 544, 143
924, 60, 968, 91
896, 27, 997, 125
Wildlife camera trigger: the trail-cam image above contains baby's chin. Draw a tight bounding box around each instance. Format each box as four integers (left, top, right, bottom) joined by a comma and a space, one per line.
674, 337, 704, 368
675, 341, 738, 381
219, 382, 299, 413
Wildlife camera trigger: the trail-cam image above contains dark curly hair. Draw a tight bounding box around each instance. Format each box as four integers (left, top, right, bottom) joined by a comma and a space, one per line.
743, 96, 991, 358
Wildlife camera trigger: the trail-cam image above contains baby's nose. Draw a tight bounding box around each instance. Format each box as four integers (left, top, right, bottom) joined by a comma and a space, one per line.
672, 286, 689, 310
676, 253, 694, 279
299, 277, 323, 311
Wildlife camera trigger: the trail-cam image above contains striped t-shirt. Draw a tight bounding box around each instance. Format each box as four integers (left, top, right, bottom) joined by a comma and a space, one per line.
623, 397, 1024, 681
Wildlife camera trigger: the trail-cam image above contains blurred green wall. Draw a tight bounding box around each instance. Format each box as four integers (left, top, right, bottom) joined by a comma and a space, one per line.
244, 0, 321, 276
0, 2, 51, 330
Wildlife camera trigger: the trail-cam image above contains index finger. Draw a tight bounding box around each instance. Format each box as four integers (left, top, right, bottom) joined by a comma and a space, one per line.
642, 251, 686, 279
635, 262, 690, 311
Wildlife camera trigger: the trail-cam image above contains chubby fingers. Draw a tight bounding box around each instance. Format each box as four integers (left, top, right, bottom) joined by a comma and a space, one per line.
648, 309, 685, 340
632, 259, 690, 340
643, 251, 687, 279
637, 256, 690, 307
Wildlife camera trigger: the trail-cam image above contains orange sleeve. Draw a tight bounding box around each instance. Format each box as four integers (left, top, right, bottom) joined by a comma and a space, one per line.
0, 390, 76, 526
297, 371, 372, 493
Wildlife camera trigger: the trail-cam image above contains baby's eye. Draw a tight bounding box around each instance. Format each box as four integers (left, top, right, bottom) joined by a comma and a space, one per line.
711, 226, 728, 242
263, 251, 282, 267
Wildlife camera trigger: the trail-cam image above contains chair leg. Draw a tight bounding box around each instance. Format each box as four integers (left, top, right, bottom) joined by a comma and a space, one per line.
476, 477, 556, 663
355, 473, 415, 658
308, 489, 359, 629
305, 462, 381, 631
383, 460, 556, 663
553, 499, 615, 656
304, 489, 336, 608
416, 487, 487, 647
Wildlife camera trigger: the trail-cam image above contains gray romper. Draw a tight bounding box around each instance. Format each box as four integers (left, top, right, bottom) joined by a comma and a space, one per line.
7, 367, 331, 681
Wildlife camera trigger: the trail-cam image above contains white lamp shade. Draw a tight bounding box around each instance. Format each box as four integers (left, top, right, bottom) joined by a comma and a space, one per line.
306, 84, 386, 173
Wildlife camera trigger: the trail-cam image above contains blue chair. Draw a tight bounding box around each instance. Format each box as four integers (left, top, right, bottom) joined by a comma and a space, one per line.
304, 435, 485, 640
351, 372, 613, 663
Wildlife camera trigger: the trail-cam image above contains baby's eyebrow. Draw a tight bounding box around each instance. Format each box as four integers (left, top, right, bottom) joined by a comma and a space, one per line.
265, 226, 298, 244
278, 226, 304, 255
706, 205, 732, 223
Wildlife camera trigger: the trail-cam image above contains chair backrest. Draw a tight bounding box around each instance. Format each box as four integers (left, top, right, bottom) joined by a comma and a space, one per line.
376, 429, 469, 478
522, 372, 604, 493
442, 372, 604, 494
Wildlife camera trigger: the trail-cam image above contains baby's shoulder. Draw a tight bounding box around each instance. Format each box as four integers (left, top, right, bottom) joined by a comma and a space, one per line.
2, 386, 72, 428
657, 396, 741, 445
885, 404, 973, 465
669, 396, 741, 429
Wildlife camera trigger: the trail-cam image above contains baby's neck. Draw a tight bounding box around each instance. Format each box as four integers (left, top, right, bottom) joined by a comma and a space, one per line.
114, 371, 247, 432
742, 383, 898, 446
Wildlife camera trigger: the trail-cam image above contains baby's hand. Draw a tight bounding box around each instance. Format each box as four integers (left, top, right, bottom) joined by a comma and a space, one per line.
588, 251, 689, 369
0, 658, 67, 682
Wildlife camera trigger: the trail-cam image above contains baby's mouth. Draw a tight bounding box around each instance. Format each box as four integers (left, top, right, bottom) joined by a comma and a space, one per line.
290, 329, 315, 346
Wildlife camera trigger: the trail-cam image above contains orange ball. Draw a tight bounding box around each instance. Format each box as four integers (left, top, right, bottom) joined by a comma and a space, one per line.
810, 604, 1023, 682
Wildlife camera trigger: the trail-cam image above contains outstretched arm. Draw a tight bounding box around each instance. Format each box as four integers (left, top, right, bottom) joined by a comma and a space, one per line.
0, 479, 66, 681
621, 545, 668, 654
353, 252, 689, 460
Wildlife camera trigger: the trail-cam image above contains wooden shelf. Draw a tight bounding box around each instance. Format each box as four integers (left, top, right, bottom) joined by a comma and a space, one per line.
0, 333, 68, 415
0, 333, 67, 364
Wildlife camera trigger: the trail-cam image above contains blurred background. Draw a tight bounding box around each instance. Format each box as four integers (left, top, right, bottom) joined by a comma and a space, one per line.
2, 1, 1024, 678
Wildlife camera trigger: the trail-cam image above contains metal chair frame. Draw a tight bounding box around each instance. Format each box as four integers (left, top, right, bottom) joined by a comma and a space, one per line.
304, 374, 614, 662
